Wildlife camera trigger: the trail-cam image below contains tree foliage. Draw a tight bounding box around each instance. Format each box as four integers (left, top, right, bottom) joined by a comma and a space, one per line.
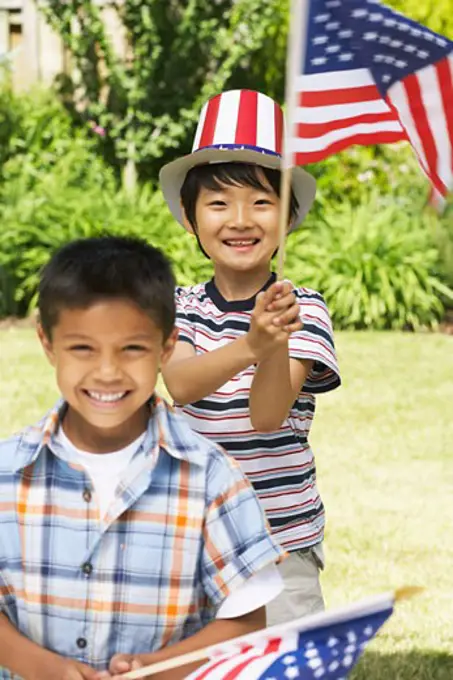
40, 0, 285, 182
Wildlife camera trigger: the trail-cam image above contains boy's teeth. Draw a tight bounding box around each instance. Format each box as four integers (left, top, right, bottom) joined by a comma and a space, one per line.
87, 391, 126, 403
226, 240, 256, 246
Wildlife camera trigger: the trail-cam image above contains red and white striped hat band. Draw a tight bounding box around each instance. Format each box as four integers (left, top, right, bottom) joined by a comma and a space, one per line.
193, 90, 284, 155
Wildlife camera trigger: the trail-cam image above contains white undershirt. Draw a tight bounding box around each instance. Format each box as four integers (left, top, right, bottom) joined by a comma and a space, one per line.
56, 426, 283, 618
57, 426, 146, 518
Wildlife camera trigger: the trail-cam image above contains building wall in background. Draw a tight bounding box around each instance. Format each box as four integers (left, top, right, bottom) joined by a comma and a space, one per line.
0, 0, 123, 90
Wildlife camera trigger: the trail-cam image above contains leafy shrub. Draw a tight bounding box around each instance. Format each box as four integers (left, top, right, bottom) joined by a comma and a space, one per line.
0, 83, 104, 184
285, 197, 453, 330
429, 202, 453, 291
306, 142, 428, 216
0, 151, 212, 316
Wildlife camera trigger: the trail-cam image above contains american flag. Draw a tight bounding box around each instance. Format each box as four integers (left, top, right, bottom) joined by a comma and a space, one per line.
286, 0, 453, 206
185, 592, 395, 679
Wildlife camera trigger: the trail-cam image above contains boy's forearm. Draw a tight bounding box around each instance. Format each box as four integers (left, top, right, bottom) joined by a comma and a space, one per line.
0, 612, 58, 680
164, 336, 257, 404
249, 344, 294, 432
135, 608, 266, 680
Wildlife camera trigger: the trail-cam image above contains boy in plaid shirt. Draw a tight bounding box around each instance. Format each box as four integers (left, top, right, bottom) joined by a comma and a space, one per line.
0, 236, 285, 680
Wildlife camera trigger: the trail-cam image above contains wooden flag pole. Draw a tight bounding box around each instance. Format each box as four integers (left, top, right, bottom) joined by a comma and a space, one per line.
276, 0, 308, 280
276, 167, 293, 280
277, 0, 310, 281
121, 645, 213, 679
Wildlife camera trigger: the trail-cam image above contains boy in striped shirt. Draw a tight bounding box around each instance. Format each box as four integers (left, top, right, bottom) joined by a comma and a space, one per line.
161, 90, 341, 625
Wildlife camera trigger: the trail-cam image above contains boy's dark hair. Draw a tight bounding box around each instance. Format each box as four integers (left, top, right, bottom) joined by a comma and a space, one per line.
38, 236, 176, 340
180, 162, 300, 232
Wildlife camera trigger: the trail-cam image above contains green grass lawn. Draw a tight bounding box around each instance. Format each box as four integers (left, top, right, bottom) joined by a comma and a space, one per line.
1, 329, 452, 679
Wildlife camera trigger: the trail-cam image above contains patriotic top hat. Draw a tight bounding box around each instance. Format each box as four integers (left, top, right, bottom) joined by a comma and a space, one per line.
159, 89, 316, 231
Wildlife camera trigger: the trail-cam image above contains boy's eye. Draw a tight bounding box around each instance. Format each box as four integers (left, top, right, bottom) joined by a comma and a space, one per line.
69, 345, 93, 353
208, 200, 227, 207
123, 345, 148, 353
255, 198, 273, 206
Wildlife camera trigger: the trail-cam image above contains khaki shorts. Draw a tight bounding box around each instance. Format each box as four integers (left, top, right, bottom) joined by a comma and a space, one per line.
266, 543, 325, 626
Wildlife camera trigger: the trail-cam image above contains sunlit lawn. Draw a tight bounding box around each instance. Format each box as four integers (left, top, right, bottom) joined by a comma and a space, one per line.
1, 329, 452, 679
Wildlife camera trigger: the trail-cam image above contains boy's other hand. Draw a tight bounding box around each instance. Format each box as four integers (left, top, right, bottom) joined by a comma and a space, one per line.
94, 653, 143, 679
247, 282, 302, 361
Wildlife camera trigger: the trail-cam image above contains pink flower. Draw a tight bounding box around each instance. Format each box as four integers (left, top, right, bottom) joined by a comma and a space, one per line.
93, 125, 106, 137
88, 121, 106, 137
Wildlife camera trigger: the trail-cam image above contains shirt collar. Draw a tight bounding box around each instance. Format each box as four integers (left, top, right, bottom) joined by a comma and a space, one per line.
205, 271, 276, 312
13, 395, 205, 472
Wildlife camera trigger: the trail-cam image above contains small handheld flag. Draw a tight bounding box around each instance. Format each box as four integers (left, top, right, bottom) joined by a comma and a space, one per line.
123, 588, 421, 679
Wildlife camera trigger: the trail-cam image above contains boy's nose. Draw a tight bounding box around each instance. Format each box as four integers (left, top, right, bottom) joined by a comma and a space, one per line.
227, 204, 254, 227
95, 353, 123, 380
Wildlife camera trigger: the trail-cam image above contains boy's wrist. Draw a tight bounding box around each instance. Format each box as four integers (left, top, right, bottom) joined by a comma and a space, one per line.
257, 338, 289, 363
244, 332, 289, 364
239, 333, 262, 364
13, 646, 56, 680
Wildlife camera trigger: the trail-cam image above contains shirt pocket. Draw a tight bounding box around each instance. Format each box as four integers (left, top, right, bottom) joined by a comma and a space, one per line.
114, 533, 202, 651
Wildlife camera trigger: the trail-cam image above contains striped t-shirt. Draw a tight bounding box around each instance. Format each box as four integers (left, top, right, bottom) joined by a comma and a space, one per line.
174, 273, 341, 552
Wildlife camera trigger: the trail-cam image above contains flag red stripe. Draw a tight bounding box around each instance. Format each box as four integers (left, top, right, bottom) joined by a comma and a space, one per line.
294, 130, 406, 164
403, 73, 447, 195
274, 100, 283, 154
222, 656, 260, 679
235, 90, 258, 145
436, 57, 453, 169
192, 656, 229, 680
300, 84, 381, 107
263, 637, 283, 653
296, 110, 399, 138
198, 95, 221, 148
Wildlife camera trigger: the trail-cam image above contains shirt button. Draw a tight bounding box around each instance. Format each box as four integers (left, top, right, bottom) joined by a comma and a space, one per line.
76, 637, 87, 649
81, 562, 93, 576
82, 488, 92, 502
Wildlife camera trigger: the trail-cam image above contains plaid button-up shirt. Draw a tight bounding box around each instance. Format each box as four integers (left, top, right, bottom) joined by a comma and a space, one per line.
0, 397, 284, 676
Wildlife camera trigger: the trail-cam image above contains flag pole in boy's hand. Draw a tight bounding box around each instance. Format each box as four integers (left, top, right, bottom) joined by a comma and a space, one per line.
276, 0, 310, 280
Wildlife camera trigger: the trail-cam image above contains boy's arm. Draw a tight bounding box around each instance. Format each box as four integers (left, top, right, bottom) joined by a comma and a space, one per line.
163, 283, 297, 405
105, 607, 265, 680
250, 288, 341, 431
162, 336, 257, 405
0, 613, 97, 680
249, 344, 313, 432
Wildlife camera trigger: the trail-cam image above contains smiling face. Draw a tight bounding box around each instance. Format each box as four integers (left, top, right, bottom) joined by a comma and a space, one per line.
183, 170, 284, 277
38, 299, 177, 452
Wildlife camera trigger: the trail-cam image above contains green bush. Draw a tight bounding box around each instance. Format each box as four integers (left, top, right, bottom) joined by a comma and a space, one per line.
0, 155, 212, 316
285, 197, 453, 330
430, 202, 453, 291
0, 84, 212, 315
307, 142, 428, 214
0, 83, 104, 184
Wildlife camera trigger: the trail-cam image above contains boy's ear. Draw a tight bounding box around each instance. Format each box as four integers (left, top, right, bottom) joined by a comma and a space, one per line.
160, 327, 179, 365
180, 203, 196, 235
37, 323, 56, 366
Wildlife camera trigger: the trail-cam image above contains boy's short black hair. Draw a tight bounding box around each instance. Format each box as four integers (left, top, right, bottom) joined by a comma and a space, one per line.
180, 162, 300, 231
38, 236, 176, 341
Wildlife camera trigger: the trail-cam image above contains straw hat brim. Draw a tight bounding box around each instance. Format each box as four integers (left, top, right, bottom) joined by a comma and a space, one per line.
159, 147, 316, 232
